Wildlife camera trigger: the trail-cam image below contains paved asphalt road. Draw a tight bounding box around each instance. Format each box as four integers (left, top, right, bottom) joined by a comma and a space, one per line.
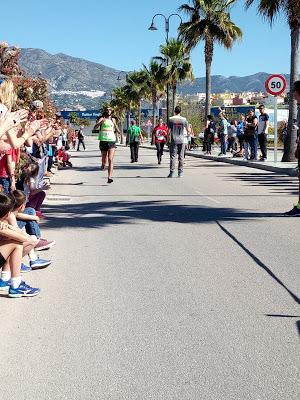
1, 140, 299, 400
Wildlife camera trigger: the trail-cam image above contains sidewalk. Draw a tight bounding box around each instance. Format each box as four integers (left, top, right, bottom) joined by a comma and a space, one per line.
140, 143, 298, 176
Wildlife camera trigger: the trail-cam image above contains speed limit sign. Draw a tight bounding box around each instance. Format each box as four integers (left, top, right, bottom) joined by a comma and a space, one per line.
265, 74, 287, 96
265, 74, 287, 164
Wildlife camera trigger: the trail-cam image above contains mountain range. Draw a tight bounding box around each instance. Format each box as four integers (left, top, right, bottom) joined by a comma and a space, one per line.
19, 48, 289, 109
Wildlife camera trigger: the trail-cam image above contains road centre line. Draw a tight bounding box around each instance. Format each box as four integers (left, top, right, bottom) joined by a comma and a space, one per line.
195, 190, 221, 204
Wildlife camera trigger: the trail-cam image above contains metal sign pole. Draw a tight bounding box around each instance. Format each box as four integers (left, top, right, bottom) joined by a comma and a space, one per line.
274, 96, 278, 163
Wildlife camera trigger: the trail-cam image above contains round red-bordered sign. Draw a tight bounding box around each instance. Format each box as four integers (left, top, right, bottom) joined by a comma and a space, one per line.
265, 74, 287, 96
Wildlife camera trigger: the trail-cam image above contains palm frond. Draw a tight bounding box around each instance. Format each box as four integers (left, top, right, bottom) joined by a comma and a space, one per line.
245, 0, 283, 24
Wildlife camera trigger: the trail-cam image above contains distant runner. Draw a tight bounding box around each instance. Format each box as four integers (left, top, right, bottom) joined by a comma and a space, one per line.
94, 108, 120, 184
152, 118, 168, 164
126, 120, 143, 163
167, 106, 189, 178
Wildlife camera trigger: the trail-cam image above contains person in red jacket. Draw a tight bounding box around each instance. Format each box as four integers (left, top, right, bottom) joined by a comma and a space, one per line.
151, 118, 168, 164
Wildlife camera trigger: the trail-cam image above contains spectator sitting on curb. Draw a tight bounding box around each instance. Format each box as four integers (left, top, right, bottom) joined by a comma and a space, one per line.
0, 192, 40, 297
13, 189, 55, 251
8, 191, 51, 271
57, 146, 72, 168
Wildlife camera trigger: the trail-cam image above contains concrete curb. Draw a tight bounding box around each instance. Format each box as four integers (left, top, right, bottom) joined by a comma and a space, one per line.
138, 144, 298, 177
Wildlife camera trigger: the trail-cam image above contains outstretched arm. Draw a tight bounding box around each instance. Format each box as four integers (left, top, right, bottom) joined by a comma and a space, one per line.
94, 117, 104, 130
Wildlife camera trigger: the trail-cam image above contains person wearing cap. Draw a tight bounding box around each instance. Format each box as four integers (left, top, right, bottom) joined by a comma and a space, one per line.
126, 120, 143, 163
257, 105, 269, 161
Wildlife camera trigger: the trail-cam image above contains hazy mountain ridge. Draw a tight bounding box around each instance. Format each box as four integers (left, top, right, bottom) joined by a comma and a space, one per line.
19, 48, 289, 109
178, 72, 289, 94
19, 48, 125, 92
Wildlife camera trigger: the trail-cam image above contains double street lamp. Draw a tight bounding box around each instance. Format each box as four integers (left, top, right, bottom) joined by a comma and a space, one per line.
117, 71, 127, 83
148, 13, 182, 123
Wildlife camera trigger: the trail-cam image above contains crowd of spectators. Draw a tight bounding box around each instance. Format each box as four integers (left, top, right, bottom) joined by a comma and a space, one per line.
204, 105, 270, 161
0, 79, 77, 297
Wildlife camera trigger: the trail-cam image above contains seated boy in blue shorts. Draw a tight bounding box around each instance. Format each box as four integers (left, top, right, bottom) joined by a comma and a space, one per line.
0, 192, 40, 297
9, 190, 51, 270
13, 189, 56, 251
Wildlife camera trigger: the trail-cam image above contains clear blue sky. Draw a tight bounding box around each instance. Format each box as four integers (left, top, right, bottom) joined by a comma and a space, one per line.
0, 0, 296, 77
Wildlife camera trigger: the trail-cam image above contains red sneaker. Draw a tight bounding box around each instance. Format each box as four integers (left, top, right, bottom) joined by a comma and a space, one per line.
35, 238, 56, 251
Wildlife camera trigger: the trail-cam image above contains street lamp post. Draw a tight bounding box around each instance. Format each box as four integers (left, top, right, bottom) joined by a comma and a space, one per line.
148, 13, 182, 123
117, 71, 127, 83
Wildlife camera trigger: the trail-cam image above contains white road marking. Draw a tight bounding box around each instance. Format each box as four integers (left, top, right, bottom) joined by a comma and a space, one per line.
195, 190, 221, 204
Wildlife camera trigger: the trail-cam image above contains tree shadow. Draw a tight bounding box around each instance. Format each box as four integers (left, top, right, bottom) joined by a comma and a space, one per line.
42, 199, 282, 230
216, 222, 300, 305
218, 172, 298, 196
70, 164, 161, 173
297, 320, 300, 337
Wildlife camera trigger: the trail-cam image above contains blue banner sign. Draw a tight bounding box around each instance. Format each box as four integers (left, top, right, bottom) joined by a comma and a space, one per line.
211, 106, 255, 117
60, 110, 101, 120
61, 108, 166, 120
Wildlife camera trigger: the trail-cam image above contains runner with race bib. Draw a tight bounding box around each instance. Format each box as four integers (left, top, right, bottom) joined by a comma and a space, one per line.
152, 118, 168, 165
94, 108, 120, 184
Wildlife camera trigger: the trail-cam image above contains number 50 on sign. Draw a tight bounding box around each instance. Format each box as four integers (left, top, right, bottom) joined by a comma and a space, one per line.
265, 74, 287, 164
265, 74, 287, 96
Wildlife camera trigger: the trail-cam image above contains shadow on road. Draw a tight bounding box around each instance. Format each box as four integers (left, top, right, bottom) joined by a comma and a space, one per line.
43, 199, 282, 230
297, 320, 300, 337
219, 172, 298, 196
217, 222, 300, 305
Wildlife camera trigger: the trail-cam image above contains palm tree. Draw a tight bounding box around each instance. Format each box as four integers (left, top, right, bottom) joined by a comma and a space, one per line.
111, 87, 130, 144
245, 0, 300, 162
178, 0, 242, 116
143, 60, 166, 126
125, 70, 148, 126
156, 38, 194, 115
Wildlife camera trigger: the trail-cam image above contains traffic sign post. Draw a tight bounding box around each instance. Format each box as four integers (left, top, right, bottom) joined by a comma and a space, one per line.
265, 74, 287, 163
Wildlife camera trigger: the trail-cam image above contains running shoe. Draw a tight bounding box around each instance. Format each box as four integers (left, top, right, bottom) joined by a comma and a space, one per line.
0, 279, 11, 291
107, 178, 113, 184
35, 238, 56, 251
178, 172, 183, 178
284, 206, 300, 216
167, 172, 175, 178
30, 258, 51, 270
21, 263, 32, 273
8, 281, 40, 298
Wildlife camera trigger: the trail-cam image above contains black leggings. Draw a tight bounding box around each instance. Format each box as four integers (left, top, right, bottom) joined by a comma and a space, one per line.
155, 142, 165, 161
205, 134, 214, 153
47, 156, 54, 172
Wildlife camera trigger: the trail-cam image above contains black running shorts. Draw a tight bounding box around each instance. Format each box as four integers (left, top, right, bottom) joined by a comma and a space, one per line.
99, 141, 116, 151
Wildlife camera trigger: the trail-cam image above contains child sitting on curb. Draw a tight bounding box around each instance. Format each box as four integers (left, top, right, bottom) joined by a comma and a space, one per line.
22, 162, 50, 218
14, 190, 56, 251
0, 192, 40, 297
57, 146, 72, 168
11, 190, 51, 270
